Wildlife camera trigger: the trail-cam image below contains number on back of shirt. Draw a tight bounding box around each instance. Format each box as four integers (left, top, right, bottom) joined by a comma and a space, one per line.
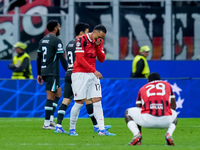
146, 83, 166, 97
42, 46, 47, 63
68, 51, 74, 68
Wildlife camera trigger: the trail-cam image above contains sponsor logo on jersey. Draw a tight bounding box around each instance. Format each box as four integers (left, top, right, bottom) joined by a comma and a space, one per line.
150, 104, 163, 109
68, 44, 74, 47
58, 43, 63, 51
76, 42, 81, 47
42, 40, 49, 43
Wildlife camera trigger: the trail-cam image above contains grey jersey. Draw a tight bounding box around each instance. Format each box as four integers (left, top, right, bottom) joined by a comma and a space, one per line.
66, 38, 76, 72
37, 34, 64, 76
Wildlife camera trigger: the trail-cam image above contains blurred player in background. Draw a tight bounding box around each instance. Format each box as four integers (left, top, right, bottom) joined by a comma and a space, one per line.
71, 24, 115, 136
8, 42, 33, 79
37, 20, 68, 130
125, 72, 177, 146
55, 22, 111, 135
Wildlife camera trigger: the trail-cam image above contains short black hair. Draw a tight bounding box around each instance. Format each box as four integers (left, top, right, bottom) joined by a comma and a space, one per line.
94, 24, 107, 34
75, 22, 89, 36
148, 72, 161, 82
46, 20, 59, 32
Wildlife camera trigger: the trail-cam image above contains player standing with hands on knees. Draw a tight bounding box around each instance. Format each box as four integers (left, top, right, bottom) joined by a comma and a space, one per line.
125, 72, 177, 146
70, 24, 115, 136
37, 20, 68, 129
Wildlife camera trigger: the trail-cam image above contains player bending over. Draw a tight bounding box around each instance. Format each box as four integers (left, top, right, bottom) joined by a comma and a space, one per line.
125, 72, 177, 146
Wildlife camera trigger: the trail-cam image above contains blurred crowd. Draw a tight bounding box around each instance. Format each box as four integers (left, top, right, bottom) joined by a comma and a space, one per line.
1, 0, 200, 14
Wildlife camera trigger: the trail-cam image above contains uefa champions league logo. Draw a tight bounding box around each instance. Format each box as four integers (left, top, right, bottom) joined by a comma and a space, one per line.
171, 83, 184, 115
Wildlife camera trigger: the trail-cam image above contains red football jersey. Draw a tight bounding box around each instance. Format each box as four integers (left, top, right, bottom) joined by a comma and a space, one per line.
73, 34, 105, 73
136, 80, 175, 116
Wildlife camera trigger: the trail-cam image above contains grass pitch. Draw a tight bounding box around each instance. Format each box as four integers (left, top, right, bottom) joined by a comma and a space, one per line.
0, 118, 200, 150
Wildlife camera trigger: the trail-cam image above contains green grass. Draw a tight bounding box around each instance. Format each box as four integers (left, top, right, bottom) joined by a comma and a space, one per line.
0, 118, 200, 150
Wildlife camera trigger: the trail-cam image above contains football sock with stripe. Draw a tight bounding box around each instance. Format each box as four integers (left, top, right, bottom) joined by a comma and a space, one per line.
44, 99, 53, 126
57, 103, 68, 125
50, 97, 60, 122
86, 103, 98, 126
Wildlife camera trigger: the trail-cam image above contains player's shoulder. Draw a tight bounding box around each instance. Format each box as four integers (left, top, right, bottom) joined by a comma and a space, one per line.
76, 35, 85, 46
77, 34, 87, 41
68, 38, 76, 45
41, 34, 60, 42
52, 35, 62, 42
157, 80, 171, 86
66, 39, 76, 50
39, 35, 48, 43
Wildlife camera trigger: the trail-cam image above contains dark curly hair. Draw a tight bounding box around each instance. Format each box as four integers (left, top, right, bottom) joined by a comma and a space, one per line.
148, 72, 161, 82
46, 20, 59, 32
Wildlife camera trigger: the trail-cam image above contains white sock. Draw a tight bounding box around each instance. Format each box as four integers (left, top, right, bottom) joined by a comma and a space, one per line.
166, 123, 176, 136
44, 120, 50, 126
56, 124, 62, 128
93, 101, 105, 130
69, 103, 83, 130
94, 125, 98, 128
127, 121, 140, 136
50, 115, 54, 122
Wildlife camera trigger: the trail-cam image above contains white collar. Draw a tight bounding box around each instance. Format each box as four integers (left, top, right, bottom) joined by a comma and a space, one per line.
86, 33, 93, 42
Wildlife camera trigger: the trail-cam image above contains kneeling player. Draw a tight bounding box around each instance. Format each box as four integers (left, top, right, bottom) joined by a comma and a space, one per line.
125, 72, 177, 146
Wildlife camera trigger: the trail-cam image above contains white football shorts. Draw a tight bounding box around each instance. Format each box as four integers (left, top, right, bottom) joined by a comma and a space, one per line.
127, 107, 177, 128
71, 72, 102, 100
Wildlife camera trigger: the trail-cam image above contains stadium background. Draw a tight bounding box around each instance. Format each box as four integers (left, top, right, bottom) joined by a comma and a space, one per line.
0, 0, 200, 118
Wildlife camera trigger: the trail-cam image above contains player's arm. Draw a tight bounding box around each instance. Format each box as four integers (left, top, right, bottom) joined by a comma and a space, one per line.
58, 53, 68, 71
12, 57, 29, 72
76, 52, 96, 73
37, 49, 43, 85
134, 59, 145, 77
37, 49, 42, 76
136, 91, 142, 108
95, 39, 105, 63
56, 39, 68, 71
170, 88, 176, 110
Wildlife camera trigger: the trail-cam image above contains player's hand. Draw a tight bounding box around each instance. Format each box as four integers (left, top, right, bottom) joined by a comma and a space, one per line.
94, 71, 103, 79
37, 75, 43, 85
95, 39, 101, 46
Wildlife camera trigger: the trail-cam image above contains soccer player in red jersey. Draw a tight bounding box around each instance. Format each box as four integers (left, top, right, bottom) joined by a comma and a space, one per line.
125, 72, 177, 146
70, 24, 115, 136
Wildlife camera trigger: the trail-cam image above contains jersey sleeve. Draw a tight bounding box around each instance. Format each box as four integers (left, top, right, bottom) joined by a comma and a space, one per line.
169, 85, 175, 102
96, 40, 105, 63
136, 89, 142, 105
55, 39, 64, 54
37, 40, 42, 53
75, 37, 85, 53
37, 41, 42, 75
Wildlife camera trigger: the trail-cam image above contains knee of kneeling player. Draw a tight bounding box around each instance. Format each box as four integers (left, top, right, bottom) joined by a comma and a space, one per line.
125, 109, 133, 123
